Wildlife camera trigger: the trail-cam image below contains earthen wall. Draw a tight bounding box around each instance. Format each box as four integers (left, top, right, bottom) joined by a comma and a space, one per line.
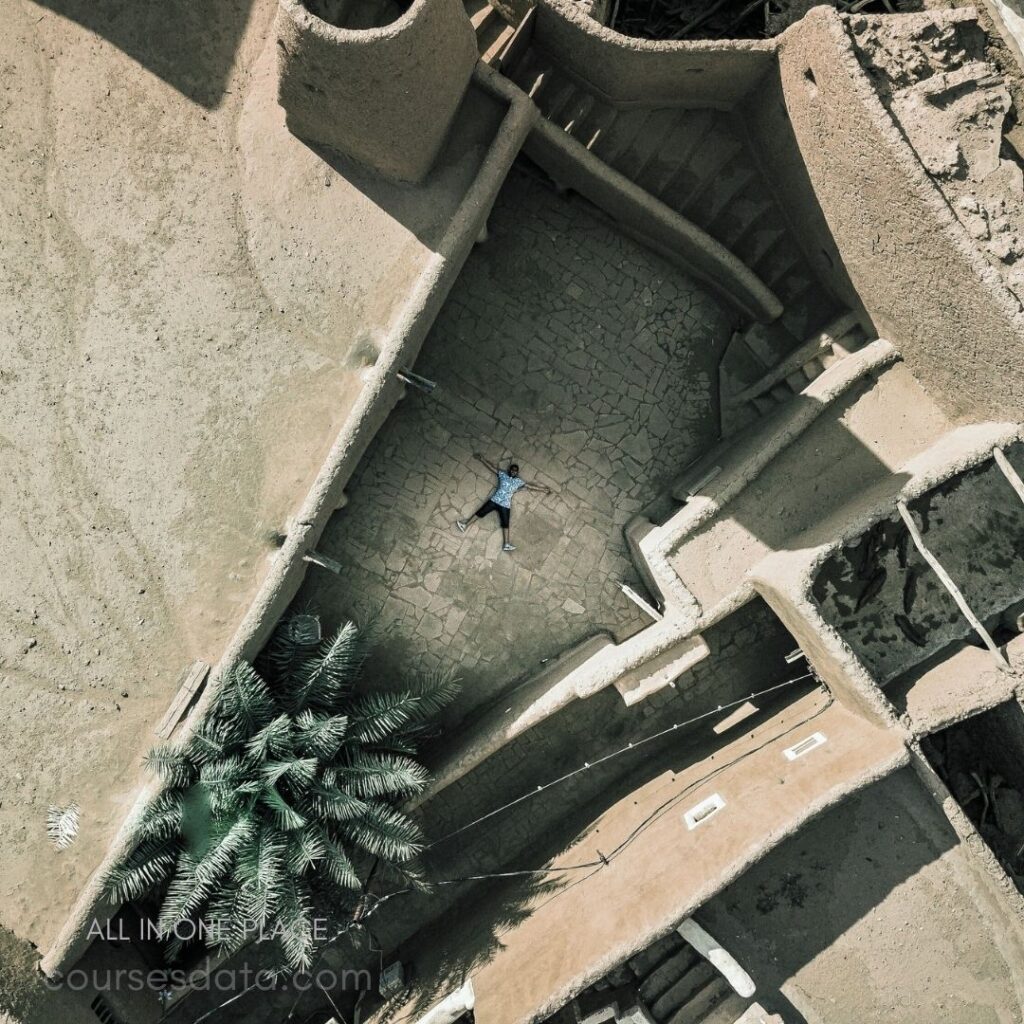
772, 6, 1024, 419
276, 0, 477, 182
530, 0, 773, 108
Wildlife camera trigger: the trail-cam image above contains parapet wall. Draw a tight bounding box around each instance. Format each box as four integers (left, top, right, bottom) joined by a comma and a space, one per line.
276, 0, 477, 182
771, 6, 1024, 420
529, 0, 774, 108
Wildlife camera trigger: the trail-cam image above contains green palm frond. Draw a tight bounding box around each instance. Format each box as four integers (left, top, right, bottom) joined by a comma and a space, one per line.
404, 673, 461, 720
109, 841, 179, 904
303, 784, 368, 823
159, 816, 255, 932
199, 755, 249, 789
285, 622, 364, 713
346, 674, 458, 744
260, 757, 318, 790
234, 824, 286, 929
220, 663, 275, 736
247, 714, 294, 761
275, 877, 316, 974
205, 887, 250, 956
260, 786, 306, 832
145, 745, 195, 787
343, 691, 423, 744
260, 612, 323, 679
187, 720, 233, 765
114, 613, 452, 975
319, 834, 361, 889
137, 791, 185, 842
294, 710, 348, 759
337, 751, 429, 798
341, 801, 424, 862
286, 827, 326, 875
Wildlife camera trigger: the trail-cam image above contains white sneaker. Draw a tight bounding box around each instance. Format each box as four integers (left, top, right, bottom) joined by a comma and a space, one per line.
456, 520, 467, 533
502, 543, 516, 552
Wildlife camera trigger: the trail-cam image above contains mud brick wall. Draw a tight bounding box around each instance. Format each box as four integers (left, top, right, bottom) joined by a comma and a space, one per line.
276, 0, 477, 182
770, 6, 1024, 420
530, 0, 773, 108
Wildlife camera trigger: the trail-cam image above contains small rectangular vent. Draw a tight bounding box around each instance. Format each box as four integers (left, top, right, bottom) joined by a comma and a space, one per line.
684, 793, 725, 830
91, 995, 123, 1024
783, 732, 827, 761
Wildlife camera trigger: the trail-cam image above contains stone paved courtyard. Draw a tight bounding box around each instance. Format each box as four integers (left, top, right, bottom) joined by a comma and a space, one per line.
296, 167, 736, 725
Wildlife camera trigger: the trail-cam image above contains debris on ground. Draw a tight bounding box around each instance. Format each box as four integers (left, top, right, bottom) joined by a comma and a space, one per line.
926, 724, 1024, 892
607, 0, 916, 42
850, 11, 1024, 307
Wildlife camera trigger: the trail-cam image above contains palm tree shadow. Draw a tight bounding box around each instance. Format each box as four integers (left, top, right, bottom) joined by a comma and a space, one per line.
377, 870, 568, 1023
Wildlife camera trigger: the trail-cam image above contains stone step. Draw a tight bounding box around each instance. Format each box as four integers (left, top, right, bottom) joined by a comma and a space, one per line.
802, 356, 826, 380
784, 369, 809, 392
593, 108, 661, 166
545, 79, 584, 123
741, 320, 802, 369
638, 949, 701, 1005
509, 43, 835, 366
561, 91, 597, 137
628, 934, 687, 984
507, 39, 544, 89
739, 226, 785, 270
651, 961, 717, 1021
639, 109, 719, 197
616, 108, 684, 182
750, 393, 781, 415
469, 0, 494, 31
668, 131, 745, 225
698, 991, 751, 1024
579, 104, 619, 150
662, 973, 732, 1024
710, 185, 769, 251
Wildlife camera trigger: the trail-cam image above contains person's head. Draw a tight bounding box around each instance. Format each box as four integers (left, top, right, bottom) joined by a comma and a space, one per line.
509, 463, 520, 477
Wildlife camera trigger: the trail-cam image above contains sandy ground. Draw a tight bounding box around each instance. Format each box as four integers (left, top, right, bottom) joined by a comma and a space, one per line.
0, 0, 472, 956
702, 767, 1024, 1023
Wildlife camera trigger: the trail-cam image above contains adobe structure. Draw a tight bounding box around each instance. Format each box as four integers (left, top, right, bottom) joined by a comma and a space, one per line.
5, 0, 1024, 1022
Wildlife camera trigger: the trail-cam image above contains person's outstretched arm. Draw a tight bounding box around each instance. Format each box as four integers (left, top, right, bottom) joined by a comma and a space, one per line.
473, 452, 499, 473
522, 477, 554, 494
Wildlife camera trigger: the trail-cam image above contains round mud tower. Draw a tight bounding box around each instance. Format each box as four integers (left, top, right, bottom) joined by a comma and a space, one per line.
276, 0, 478, 183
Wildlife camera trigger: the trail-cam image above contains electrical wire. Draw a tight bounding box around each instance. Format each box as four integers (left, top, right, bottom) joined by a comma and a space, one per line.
429, 690, 833, 887
425, 671, 816, 851
186, 891, 407, 1024
184, 669, 820, 1024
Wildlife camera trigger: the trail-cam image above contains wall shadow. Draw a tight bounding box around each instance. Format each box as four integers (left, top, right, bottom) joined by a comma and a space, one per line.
697, 767, 973, 1022
28, 0, 258, 109
363, 602, 816, 999
293, 80, 508, 248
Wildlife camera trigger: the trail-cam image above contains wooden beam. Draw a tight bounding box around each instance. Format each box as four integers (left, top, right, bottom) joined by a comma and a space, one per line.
155, 661, 210, 739
896, 500, 1008, 670
993, 446, 1024, 505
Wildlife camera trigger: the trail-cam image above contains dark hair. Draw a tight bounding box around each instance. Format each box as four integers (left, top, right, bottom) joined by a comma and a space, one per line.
509, 463, 520, 473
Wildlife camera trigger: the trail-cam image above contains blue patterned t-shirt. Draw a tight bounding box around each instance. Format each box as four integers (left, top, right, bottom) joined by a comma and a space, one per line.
490, 470, 526, 508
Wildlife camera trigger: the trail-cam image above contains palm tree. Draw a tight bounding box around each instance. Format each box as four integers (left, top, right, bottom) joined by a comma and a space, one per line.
108, 614, 456, 974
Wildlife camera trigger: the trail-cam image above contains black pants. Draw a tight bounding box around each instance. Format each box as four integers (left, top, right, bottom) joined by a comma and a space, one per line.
475, 499, 511, 528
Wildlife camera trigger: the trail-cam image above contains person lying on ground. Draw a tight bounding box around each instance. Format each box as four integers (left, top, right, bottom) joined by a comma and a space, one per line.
456, 454, 553, 553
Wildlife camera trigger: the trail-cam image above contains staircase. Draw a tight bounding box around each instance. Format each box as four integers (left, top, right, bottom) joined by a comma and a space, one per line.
464, 0, 520, 66
718, 310, 871, 436
503, 48, 839, 346
577, 931, 750, 1024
